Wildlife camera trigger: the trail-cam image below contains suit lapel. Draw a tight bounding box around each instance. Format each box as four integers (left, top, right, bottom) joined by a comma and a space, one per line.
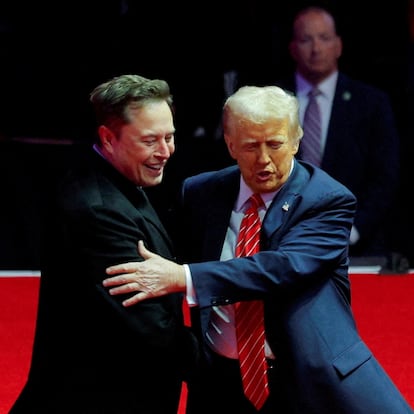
134, 187, 174, 251
203, 170, 240, 260
92, 151, 174, 252
322, 73, 352, 170
201, 164, 310, 257
262, 162, 309, 240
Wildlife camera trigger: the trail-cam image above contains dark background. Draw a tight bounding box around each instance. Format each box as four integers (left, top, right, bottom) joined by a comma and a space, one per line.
0, 0, 413, 269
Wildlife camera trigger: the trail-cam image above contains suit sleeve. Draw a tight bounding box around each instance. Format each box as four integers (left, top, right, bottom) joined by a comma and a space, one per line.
188, 183, 356, 309
57, 193, 186, 353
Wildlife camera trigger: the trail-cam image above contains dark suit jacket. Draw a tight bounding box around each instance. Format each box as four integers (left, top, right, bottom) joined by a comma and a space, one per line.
279, 73, 400, 256
175, 161, 412, 413
11, 149, 198, 414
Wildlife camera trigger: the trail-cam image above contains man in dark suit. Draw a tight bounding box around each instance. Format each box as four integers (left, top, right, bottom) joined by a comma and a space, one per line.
103, 85, 412, 413
280, 5, 400, 262
10, 74, 199, 413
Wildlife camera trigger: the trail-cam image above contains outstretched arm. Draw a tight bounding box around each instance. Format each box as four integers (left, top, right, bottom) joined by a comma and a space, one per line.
103, 240, 186, 306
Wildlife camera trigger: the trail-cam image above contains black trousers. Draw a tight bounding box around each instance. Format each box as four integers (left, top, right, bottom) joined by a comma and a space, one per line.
186, 351, 291, 414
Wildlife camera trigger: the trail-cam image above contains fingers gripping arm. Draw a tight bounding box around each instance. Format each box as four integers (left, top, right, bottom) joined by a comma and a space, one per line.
103, 240, 186, 306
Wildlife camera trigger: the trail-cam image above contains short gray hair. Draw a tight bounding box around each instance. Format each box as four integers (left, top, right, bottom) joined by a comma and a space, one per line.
223, 85, 303, 144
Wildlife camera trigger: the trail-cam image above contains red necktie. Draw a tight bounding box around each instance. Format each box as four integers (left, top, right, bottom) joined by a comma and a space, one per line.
235, 193, 269, 410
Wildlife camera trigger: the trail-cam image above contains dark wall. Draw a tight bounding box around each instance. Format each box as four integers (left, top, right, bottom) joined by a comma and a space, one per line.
0, 140, 86, 269
0, 1, 412, 268
0, 1, 409, 140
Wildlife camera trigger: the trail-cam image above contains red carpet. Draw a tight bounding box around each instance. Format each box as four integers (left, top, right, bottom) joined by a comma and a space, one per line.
0, 276, 39, 414
0, 274, 413, 413
350, 273, 414, 406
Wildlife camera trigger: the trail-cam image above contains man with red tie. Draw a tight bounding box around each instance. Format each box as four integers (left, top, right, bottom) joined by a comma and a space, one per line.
103, 85, 413, 413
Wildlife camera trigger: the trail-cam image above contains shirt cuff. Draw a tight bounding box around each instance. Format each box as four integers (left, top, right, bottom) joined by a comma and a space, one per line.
184, 264, 198, 306
350, 225, 360, 245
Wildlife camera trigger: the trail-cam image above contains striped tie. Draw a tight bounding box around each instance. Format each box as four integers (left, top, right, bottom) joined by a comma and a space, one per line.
301, 88, 322, 166
235, 193, 269, 410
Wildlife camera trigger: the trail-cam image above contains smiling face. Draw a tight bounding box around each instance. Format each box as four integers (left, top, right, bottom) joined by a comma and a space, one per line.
225, 117, 299, 194
98, 100, 175, 187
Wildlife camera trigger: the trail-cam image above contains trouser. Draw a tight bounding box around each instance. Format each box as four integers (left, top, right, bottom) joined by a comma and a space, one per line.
185, 351, 290, 414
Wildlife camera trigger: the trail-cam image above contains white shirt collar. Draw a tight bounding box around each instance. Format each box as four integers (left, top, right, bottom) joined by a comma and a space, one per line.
236, 159, 295, 211
295, 71, 338, 101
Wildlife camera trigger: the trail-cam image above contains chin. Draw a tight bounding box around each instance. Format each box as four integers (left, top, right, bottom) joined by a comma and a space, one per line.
151, 175, 164, 186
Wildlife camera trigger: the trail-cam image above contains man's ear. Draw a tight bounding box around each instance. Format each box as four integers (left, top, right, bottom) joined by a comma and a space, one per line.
98, 125, 116, 152
224, 134, 237, 160
335, 36, 343, 59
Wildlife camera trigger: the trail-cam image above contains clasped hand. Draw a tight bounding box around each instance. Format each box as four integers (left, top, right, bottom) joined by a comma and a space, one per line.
103, 240, 186, 306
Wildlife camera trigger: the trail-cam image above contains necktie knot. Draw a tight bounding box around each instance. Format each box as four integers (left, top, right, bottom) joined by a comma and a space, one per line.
236, 194, 263, 258
249, 193, 263, 211
309, 87, 321, 98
